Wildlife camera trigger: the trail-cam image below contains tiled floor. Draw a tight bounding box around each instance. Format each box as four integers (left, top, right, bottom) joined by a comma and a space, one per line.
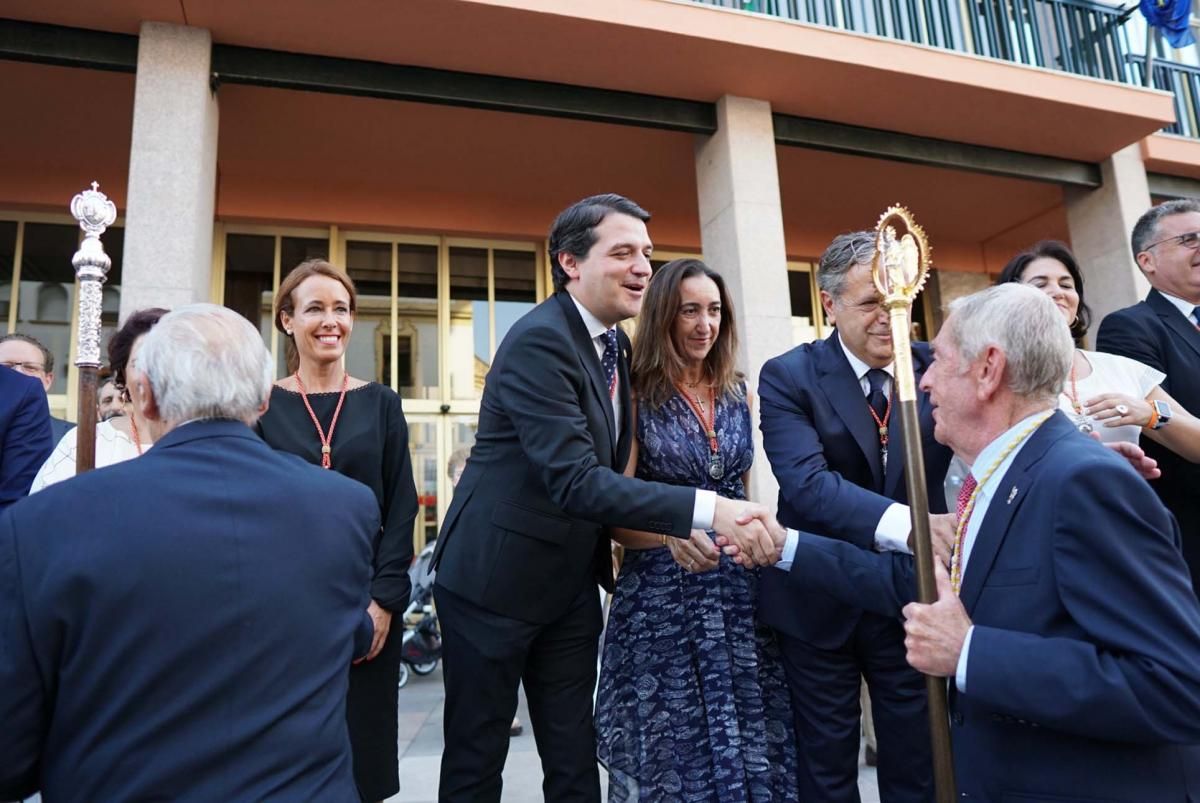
387, 667, 880, 803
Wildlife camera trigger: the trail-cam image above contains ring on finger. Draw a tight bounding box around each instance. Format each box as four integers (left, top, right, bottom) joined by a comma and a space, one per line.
1116, 404, 1129, 416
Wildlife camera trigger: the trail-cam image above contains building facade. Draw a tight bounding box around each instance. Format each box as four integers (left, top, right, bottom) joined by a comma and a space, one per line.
3, 0, 1199, 545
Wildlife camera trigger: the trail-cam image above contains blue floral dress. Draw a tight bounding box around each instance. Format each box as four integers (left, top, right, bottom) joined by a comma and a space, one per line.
595, 386, 799, 802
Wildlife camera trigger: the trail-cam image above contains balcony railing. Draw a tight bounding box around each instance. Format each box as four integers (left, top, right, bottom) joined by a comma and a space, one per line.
1129, 55, 1200, 137
696, 0, 1137, 82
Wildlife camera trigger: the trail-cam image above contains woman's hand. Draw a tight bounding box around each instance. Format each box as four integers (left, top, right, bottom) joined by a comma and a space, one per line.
1084, 392, 1153, 429
667, 529, 721, 573
363, 600, 392, 662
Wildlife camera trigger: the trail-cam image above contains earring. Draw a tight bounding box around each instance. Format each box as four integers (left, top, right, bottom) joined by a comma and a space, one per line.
285, 330, 293, 336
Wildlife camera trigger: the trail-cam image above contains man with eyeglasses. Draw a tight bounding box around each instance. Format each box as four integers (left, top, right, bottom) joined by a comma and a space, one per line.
1098, 199, 1200, 588
0, 334, 73, 443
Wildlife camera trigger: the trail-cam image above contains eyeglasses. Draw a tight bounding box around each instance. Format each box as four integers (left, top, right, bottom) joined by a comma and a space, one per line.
1, 360, 47, 375
1141, 231, 1200, 252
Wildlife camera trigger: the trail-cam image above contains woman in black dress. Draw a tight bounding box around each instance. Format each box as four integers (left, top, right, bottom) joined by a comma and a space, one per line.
256, 259, 418, 802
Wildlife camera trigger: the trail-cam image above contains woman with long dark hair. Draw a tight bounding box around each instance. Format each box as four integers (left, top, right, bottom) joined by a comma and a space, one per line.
595, 259, 798, 802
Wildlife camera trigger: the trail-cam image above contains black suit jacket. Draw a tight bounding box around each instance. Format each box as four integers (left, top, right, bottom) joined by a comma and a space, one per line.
757, 331, 951, 648
786, 413, 1200, 801
433, 291, 694, 624
1097, 289, 1200, 577
0, 420, 378, 803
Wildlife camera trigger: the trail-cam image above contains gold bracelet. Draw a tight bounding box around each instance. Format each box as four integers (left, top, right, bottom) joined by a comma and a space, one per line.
660, 534, 668, 548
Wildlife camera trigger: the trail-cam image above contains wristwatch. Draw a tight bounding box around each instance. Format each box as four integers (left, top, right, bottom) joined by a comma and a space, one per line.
1152, 399, 1173, 429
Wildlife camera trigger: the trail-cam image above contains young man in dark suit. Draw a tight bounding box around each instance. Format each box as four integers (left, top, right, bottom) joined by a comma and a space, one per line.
757, 231, 954, 802
0, 364, 53, 512
0, 305, 379, 803
432, 194, 785, 803
1098, 199, 1200, 584
792, 284, 1200, 800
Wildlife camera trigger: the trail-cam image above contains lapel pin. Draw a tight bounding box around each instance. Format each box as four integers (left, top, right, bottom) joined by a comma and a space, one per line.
1006, 486, 1018, 505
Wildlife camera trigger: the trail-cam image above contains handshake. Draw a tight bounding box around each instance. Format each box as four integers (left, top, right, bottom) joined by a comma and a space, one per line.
709, 497, 787, 568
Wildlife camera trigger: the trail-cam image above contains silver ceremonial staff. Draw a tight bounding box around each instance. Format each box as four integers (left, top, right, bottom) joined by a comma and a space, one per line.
69, 182, 117, 474
871, 206, 956, 803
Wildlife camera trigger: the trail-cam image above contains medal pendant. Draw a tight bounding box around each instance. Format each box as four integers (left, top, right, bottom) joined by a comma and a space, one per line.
708, 452, 725, 480
1071, 413, 1093, 434
881, 448, 888, 473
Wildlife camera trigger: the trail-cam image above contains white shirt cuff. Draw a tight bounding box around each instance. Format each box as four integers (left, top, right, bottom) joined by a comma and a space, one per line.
955, 625, 974, 693
775, 528, 801, 570
875, 503, 912, 553
692, 489, 716, 530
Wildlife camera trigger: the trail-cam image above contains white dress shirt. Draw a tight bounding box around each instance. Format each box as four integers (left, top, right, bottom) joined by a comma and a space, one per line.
568, 293, 715, 529
953, 408, 1053, 692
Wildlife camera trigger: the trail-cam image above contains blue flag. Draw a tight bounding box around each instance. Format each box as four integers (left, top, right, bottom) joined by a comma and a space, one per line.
1140, 0, 1195, 49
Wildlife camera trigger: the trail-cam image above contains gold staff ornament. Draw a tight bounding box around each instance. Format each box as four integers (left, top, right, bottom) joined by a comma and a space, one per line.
870, 205, 955, 803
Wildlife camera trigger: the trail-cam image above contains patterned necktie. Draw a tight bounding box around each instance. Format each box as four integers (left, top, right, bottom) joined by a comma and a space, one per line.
866, 368, 889, 422
600, 329, 619, 399
952, 471, 979, 581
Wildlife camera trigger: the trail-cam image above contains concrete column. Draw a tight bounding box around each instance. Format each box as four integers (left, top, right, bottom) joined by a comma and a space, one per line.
120, 22, 218, 320
695, 95, 792, 506
1065, 143, 1152, 346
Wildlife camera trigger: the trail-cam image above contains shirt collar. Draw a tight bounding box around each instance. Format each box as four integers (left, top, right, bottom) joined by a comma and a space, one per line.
969, 408, 1054, 497
569, 293, 611, 340
838, 334, 894, 382
1156, 289, 1198, 319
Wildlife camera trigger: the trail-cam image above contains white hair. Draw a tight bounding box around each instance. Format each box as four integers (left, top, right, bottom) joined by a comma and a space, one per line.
137, 303, 273, 425
946, 283, 1073, 402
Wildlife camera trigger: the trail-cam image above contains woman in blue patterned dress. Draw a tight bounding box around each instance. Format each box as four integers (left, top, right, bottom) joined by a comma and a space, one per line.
595, 259, 799, 802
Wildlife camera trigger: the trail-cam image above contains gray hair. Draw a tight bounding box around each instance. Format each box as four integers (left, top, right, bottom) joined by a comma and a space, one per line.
137, 303, 273, 426
817, 231, 876, 299
1131, 199, 1200, 258
945, 283, 1072, 402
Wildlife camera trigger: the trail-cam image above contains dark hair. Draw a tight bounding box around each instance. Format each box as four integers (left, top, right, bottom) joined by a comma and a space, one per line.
996, 241, 1091, 340
1131, 199, 1200, 259
631, 258, 743, 411
108, 307, 169, 390
548, 194, 650, 292
274, 259, 358, 375
0, 333, 53, 374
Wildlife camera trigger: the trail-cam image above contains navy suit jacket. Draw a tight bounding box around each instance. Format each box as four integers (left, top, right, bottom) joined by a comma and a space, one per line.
0, 420, 378, 803
1098, 289, 1200, 580
787, 413, 1200, 801
757, 331, 951, 648
433, 291, 694, 624
0, 366, 53, 512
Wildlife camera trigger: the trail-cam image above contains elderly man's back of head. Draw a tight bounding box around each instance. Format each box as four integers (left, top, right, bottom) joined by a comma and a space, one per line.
135, 303, 274, 431
0, 307, 380, 802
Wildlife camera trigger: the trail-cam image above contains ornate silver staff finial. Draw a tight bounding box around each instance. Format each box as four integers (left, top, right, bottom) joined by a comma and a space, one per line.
70, 181, 117, 368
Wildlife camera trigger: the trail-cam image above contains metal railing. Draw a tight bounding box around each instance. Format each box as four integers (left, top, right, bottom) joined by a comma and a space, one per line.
696, 0, 1137, 82
1128, 55, 1200, 137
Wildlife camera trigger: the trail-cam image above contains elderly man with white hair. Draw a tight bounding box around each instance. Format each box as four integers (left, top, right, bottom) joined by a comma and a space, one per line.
0, 304, 378, 803
783, 283, 1200, 801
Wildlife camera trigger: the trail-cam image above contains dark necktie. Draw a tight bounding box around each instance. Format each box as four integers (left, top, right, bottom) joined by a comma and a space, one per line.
866, 368, 889, 422
1192, 307, 1200, 330
600, 329, 619, 399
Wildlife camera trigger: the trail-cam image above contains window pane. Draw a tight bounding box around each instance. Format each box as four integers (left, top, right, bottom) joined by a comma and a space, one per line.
397, 244, 438, 399
345, 240, 392, 387
98, 227, 124, 376
16, 223, 78, 394
223, 233, 277, 372
449, 247, 488, 400
0, 221, 17, 335
492, 249, 537, 363
788, 268, 821, 346
408, 419, 441, 548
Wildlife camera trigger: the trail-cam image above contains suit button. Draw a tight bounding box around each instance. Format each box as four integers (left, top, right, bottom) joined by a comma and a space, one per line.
951, 711, 964, 726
